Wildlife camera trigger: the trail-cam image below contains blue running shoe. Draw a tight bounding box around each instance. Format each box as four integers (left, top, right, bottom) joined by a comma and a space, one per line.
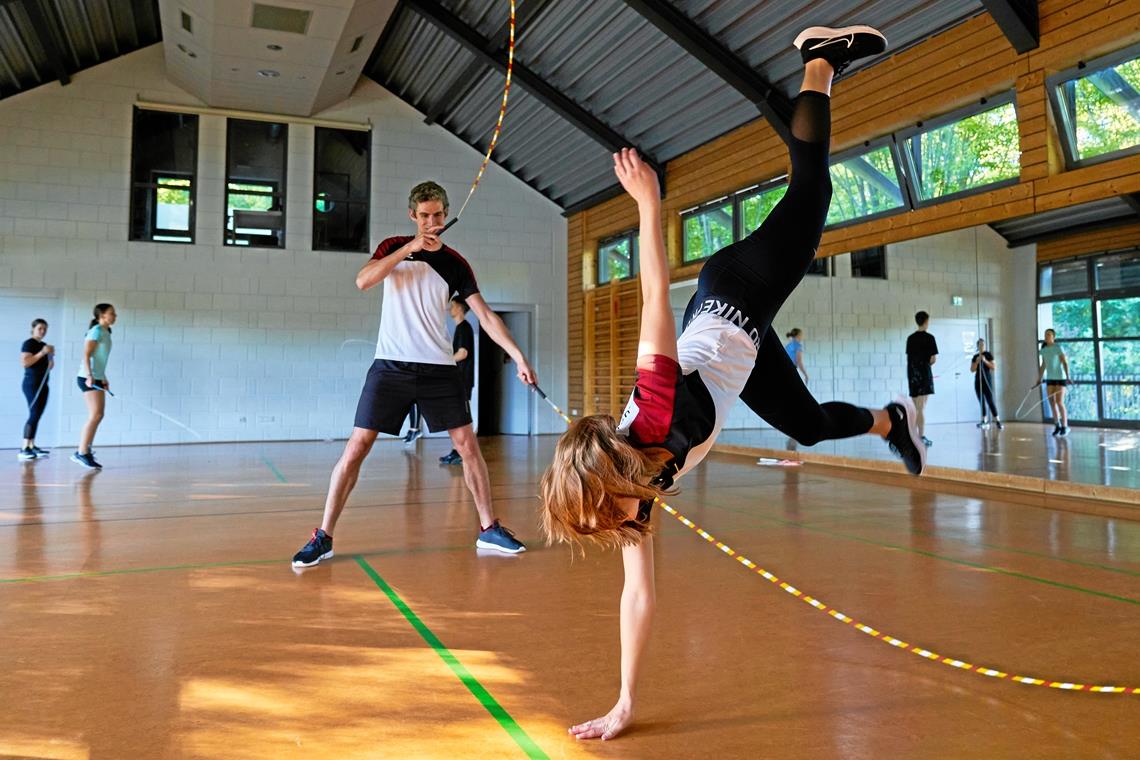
884, 396, 926, 476
31, 446, 50, 456
476, 520, 526, 554
70, 451, 101, 469
17, 448, 37, 461
292, 528, 333, 568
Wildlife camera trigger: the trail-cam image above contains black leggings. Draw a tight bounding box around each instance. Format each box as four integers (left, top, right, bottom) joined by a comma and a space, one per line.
22, 375, 49, 440
975, 376, 999, 419
688, 92, 874, 445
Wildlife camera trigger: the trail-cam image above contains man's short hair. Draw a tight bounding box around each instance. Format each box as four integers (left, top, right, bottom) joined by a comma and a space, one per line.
450, 295, 470, 314
915, 310, 929, 327
409, 181, 449, 212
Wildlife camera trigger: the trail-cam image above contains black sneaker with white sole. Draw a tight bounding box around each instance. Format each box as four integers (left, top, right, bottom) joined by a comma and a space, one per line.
31, 446, 50, 457
17, 448, 36, 461
884, 396, 926, 475
793, 25, 887, 76
292, 528, 334, 567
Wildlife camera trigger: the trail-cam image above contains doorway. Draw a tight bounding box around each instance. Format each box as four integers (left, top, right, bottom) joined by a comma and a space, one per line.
477, 309, 532, 436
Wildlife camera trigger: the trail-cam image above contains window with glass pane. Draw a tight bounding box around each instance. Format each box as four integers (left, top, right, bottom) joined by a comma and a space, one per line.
1099, 341, 1140, 382
683, 200, 733, 262
1056, 340, 1097, 381
1095, 251, 1140, 291
740, 184, 787, 236
1038, 259, 1090, 298
851, 246, 887, 279
902, 99, 1020, 201
314, 128, 370, 252
1053, 52, 1140, 165
1037, 299, 1093, 339
226, 119, 287, 247
130, 109, 198, 243
1098, 296, 1140, 337
1045, 382, 1099, 422
826, 145, 905, 226
1102, 384, 1140, 420
598, 233, 638, 284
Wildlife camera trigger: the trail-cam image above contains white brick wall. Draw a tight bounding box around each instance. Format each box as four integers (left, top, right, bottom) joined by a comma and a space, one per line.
0, 46, 568, 447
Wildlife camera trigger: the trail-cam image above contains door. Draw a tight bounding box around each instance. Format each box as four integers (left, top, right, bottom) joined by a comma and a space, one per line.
477, 310, 532, 436
923, 318, 990, 425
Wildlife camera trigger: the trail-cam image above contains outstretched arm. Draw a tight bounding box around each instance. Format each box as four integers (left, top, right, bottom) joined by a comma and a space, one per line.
613, 149, 675, 367
466, 293, 536, 385
569, 538, 655, 741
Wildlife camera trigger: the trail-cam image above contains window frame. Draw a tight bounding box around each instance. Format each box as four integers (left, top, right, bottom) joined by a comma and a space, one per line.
895, 91, 1021, 208
1046, 42, 1140, 170
849, 245, 888, 279
312, 126, 372, 253
825, 136, 910, 230
596, 229, 639, 286
680, 194, 735, 263
128, 107, 199, 245
224, 118, 289, 249
1036, 252, 1140, 428
736, 176, 789, 238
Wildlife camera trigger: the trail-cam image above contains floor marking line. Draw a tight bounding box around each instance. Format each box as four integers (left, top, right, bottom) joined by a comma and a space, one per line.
0, 545, 468, 585
260, 456, 287, 483
354, 556, 548, 759
656, 498, 1139, 695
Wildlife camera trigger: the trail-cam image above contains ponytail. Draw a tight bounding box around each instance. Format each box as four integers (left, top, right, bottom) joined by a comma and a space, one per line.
90, 303, 113, 332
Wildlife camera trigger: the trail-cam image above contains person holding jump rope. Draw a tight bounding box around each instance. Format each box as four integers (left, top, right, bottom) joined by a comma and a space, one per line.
18, 318, 54, 460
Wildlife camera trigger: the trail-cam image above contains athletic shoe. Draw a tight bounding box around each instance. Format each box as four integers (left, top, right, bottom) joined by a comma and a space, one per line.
1052, 424, 1061, 437
476, 520, 526, 554
922, 437, 933, 448
17, 448, 37, 461
31, 446, 50, 456
995, 420, 1004, 430
439, 450, 463, 465
291, 528, 333, 567
976, 421, 988, 429
403, 428, 422, 446
884, 396, 926, 476
70, 451, 101, 469
1058, 426, 1071, 437
793, 25, 887, 76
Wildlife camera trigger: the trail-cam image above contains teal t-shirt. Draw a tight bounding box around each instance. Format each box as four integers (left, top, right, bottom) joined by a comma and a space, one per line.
1039, 344, 1065, 380
79, 324, 112, 380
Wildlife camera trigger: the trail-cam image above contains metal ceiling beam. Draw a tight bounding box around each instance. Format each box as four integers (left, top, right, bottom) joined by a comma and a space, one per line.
423, 0, 556, 127
981, 0, 1039, 54
402, 0, 663, 179
21, 0, 71, 86
620, 0, 793, 143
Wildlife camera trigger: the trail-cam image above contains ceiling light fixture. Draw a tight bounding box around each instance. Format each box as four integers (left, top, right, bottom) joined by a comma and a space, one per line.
267, 44, 283, 51
257, 69, 281, 78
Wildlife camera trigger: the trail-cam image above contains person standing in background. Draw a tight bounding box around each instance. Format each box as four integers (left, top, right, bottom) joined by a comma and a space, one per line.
18, 319, 53, 460
970, 338, 1002, 429
784, 328, 808, 385
906, 310, 938, 447
440, 297, 475, 465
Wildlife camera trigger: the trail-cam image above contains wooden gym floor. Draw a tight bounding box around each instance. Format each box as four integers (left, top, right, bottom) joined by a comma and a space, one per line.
1, 436, 1137, 759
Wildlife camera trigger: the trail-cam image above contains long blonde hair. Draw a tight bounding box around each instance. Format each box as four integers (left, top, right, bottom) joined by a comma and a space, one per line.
539, 414, 670, 551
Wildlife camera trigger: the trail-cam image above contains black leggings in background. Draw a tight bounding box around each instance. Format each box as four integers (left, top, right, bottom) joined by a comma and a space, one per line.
22, 375, 49, 440
687, 91, 874, 445
975, 375, 999, 420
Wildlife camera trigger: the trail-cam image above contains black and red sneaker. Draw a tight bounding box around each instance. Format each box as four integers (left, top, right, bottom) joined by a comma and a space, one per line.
793, 25, 887, 76
292, 528, 333, 568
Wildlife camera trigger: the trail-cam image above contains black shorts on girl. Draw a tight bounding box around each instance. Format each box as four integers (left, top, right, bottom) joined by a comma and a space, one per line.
76, 377, 107, 393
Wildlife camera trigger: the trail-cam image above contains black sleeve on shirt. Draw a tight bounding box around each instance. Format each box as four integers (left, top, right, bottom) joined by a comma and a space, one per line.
21, 339, 38, 354
928, 334, 939, 356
